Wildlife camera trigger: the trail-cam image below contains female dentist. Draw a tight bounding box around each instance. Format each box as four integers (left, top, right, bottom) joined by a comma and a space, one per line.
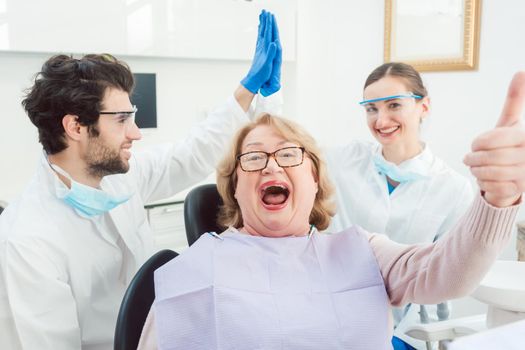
325, 63, 473, 349
251, 16, 471, 348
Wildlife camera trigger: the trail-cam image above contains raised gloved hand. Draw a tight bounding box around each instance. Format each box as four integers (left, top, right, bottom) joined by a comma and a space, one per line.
241, 10, 279, 95
260, 13, 282, 97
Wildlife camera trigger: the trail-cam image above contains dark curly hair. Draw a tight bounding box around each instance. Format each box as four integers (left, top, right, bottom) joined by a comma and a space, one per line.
22, 54, 135, 154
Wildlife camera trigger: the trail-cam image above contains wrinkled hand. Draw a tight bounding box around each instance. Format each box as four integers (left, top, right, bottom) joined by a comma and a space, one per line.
240, 10, 280, 95
464, 72, 525, 207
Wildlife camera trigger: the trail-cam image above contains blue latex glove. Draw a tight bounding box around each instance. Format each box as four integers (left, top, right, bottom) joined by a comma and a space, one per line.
260, 13, 282, 97
241, 10, 278, 94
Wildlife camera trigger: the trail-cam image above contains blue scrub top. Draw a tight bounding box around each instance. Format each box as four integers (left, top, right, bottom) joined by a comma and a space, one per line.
387, 180, 397, 195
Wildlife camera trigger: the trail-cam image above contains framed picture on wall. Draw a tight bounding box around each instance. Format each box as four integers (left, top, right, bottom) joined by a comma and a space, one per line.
384, 0, 481, 72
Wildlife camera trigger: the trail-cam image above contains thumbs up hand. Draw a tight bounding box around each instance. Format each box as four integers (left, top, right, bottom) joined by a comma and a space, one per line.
464, 72, 525, 207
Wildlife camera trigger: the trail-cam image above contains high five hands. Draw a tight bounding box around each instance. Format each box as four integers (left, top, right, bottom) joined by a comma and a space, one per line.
241, 10, 282, 97
464, 72, 525, 207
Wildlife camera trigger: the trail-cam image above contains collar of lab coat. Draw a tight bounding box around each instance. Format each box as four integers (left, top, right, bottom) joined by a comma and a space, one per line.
373, 143, 435, 178
38, 153, 144, 280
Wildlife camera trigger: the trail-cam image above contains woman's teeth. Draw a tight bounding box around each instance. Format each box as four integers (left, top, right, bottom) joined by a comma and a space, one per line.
378, 126, 399, 134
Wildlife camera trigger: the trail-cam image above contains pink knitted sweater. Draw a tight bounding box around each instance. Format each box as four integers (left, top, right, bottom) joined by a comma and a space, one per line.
137, 194, 519, 349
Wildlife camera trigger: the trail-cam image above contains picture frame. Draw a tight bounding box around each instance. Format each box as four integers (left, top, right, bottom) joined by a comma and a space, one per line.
384, 0, 481, 72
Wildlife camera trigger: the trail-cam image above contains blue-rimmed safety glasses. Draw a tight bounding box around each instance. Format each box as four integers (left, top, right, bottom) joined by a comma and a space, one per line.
359, 93, 422, 105
99, 105, 138, 127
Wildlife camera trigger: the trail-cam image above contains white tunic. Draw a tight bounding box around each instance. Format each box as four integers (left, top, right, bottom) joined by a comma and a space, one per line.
0, 94, 281, 350
325, 140, 473, 347
326, 140, 473, 244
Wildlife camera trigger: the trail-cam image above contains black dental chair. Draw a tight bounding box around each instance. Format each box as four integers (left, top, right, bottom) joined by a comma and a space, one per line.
114, 249, 178, 350
183, 183, 224, 246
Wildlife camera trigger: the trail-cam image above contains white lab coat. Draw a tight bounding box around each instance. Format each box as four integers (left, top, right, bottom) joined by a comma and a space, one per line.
0, 94, 280, 350
326, 141, 473, 242
325, 140, 473, 348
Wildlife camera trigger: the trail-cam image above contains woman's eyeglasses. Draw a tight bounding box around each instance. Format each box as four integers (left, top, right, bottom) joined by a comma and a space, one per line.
237, 146, 305, 172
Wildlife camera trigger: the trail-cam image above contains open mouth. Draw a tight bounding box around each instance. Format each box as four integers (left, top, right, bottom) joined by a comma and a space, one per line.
377, 126, 400, 135
260, 183, 290, 207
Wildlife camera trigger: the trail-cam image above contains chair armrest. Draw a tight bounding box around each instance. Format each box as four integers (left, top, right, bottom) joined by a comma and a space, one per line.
404, 314, 487, 342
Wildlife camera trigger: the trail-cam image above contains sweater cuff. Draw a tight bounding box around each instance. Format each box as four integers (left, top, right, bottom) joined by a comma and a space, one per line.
464, 193, 520, 245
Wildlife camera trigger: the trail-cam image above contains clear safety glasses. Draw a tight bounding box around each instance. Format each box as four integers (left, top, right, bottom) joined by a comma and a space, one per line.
99, 105, 138, 128
359, 93, 422, 118
359, 93, 422, 105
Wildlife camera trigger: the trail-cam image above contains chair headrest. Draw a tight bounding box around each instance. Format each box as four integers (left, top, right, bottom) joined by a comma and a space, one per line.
184, 184, 224, 246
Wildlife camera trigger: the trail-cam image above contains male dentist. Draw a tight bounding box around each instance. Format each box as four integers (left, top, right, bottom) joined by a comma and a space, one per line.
0, 10, 282, 350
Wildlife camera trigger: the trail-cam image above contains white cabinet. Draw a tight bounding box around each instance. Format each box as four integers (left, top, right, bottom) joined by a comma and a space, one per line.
1, 0, 297, 61
146, 201, 188, 253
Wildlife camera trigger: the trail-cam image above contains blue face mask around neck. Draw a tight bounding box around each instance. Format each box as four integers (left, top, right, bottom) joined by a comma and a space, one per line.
372, 154, 429, 183
50, 163, 132, 217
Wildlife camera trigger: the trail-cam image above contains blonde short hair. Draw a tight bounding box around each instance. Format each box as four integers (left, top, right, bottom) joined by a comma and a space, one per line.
216, 113, 336, 231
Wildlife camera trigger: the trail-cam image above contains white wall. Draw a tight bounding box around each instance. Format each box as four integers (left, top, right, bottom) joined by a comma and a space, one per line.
294, 0, 525, 231
0, 0, 522, 330
296, 0, 525, 167
1, 0, 525, 230
0, 51, 297, 202
1, 0, 297, 61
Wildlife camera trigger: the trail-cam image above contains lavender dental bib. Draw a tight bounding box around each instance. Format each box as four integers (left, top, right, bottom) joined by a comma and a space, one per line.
154, 228, 391, 350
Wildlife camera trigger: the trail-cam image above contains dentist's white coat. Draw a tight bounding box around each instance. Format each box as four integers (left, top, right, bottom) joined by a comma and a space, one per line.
0, 94, 280, 350
325, 140, 473, 348
326, 141, 473, 243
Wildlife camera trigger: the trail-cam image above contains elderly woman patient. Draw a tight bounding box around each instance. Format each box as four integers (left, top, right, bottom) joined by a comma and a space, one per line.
138, 73, 525, 348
